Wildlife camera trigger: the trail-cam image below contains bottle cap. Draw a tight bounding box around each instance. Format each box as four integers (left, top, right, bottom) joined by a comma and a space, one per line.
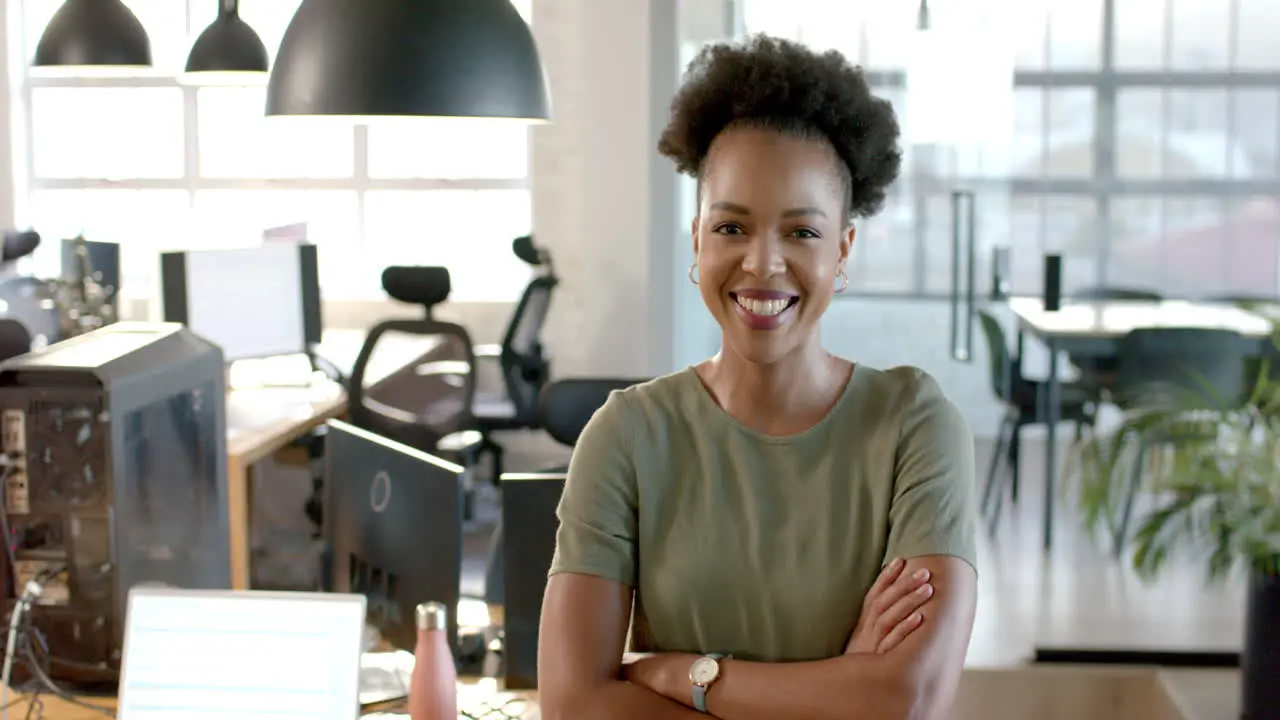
415, 601, 447, 631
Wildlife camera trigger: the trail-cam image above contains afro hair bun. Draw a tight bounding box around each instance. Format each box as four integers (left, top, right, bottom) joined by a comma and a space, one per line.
658, 35, 902, 219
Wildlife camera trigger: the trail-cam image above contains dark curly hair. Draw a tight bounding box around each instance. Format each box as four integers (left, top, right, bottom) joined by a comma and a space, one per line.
658, 35, 902, 220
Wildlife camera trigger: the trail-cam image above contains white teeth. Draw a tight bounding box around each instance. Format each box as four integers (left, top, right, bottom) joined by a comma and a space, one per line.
735, 296, 792, 317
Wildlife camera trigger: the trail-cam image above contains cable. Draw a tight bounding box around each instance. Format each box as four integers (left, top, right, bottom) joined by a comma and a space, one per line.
0, 578, 33, 720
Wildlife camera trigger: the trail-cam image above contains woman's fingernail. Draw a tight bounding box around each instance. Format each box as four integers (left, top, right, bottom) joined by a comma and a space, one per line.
910, 613, 923, 623
916, 584, 933, 597
913, 568, 930, 581
888, 558, 903, 571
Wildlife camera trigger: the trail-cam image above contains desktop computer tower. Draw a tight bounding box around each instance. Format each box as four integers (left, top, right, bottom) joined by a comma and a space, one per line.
0, 322, 229, 691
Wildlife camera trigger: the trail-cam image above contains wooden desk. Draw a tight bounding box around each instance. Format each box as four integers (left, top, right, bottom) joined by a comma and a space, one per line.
21, 667, 1228, 719
19, 679, 538, 719
224, 331, 447, 589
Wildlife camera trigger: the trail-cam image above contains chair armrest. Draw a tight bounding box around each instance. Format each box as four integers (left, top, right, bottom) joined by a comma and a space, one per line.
473, 343, 502, 359
438, 429, 484, 455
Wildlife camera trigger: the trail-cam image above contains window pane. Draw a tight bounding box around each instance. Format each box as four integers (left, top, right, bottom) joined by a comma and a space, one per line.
1236, 0, 1280, 69
363, 190, 532, 302
1230, 89, 1280, 178
26, 190, 190, 298
190, 191, 366, 298
24, 0, 188, 72
366, 119, 528, 180
1014, 0, 1102, 69
1169, 0, 1232, 70
187, 0, 302, 65
1008, 195, 1099, 294
918, 190, 1004, 295
197, 87, 354, 178
1114, 0, 1168, 68
32, 88, 184, 179
1117, 89, 1231, 179
1117, 0, 1232, 70
846, 188, 915, 294
1012, 89, 1095, 177
1107, 197, 1274, 297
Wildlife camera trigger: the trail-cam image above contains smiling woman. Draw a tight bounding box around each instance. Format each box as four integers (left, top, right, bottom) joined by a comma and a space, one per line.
537, 35, 978, 720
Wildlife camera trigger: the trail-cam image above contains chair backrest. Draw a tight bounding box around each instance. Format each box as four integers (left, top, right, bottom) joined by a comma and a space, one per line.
348, 266, 477, 452
975, 308, 1016, 404
499, 275, 558, 425
1072, 286, 1163, 302
0, 318, 31, 363
348, 319, 478, 453
1114, 328, 1249, 410
537, 378, 646, 448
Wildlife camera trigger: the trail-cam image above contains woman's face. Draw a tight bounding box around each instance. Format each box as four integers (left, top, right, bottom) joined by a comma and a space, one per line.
693, 126, 853, 365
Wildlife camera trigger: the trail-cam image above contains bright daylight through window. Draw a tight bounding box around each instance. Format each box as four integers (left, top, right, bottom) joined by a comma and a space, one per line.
17, 0, 535, 303
743, 0, 1280, 298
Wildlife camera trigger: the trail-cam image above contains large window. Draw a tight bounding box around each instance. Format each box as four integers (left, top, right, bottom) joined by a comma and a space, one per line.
743, 0, 1280, 298
15, 0, 535, 302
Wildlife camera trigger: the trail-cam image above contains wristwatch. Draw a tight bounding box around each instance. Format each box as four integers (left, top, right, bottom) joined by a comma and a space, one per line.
689, 653, 725, 713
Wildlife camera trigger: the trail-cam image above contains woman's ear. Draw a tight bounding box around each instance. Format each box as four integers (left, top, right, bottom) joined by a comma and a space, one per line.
839, 224, 856, 264
691, 216, 701, 257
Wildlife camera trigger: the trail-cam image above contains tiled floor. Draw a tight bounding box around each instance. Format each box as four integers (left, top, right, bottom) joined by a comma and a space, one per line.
463, 430, 1246, 669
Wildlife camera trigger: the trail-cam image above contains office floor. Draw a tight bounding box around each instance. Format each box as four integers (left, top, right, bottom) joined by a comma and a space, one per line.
474, 431, 1246, 669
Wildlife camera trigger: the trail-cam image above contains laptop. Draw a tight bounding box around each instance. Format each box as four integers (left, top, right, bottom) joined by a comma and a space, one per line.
118, 587, 366, 720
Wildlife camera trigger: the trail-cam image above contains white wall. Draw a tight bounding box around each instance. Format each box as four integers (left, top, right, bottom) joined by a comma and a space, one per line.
529, 0, 682, 379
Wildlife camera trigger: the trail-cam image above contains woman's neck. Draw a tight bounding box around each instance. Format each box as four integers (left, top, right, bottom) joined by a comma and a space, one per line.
699, 337, 852, 435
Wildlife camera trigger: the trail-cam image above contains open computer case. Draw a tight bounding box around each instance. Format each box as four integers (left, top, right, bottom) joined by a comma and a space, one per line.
0, 322, 229, 692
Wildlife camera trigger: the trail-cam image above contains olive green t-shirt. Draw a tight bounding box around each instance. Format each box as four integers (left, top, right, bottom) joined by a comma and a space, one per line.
548, 364, 977, 663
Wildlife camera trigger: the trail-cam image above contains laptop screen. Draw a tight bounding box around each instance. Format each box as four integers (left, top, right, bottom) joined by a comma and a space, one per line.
118, 588, 366, 720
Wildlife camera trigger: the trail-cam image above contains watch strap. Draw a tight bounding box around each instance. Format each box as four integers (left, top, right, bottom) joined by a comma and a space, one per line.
692, 654, 725, 713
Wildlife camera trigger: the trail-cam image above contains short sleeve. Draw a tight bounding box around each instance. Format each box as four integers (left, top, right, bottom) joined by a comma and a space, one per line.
884, 372, 979, 572
547, 391, 638, 586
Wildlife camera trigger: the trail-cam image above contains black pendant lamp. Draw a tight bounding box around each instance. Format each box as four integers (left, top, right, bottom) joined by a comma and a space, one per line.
185, 0, 269, 83
33, 0, 152, 69
266, 0, 550, 121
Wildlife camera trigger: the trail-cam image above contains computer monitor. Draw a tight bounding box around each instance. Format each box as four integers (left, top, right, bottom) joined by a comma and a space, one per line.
160, 244, 322, 362
324, 419, 465, 656
118, 587, 365, 720
499, 471, 566, 690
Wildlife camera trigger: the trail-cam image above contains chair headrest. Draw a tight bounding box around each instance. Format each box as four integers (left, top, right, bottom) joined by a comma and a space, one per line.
382, 266, 451, 307
537, 378, 646, 447
512, 235, 542, 267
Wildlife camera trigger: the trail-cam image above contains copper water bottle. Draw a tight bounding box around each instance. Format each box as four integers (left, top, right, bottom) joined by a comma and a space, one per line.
408, 601, 458, 720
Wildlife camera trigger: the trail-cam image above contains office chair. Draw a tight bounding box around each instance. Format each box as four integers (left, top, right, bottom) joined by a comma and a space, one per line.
306, 267, 484, 531
0, 319, 31, 363
1110, 328, 1249, 559
483, 377, 647, 606
473, 235, 559, 482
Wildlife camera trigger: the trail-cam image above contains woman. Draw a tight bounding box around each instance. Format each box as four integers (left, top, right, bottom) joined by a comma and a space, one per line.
538, 36, 978, 720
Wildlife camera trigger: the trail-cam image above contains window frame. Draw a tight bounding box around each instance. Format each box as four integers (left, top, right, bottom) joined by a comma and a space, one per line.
740, 0, 1280, 298
15, 0, 532, 302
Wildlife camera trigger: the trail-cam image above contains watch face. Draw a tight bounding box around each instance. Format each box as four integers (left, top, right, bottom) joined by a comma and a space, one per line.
689, 656, 720, 685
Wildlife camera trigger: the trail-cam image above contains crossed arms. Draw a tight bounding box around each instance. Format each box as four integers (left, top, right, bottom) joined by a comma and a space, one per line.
538, 554, 977, 720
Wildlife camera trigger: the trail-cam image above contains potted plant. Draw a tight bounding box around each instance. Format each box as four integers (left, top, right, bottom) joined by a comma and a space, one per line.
1072, 366, 1280, 719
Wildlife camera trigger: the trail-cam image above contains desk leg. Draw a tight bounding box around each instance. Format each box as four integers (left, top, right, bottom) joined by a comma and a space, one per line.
227, 456, 252, 590
1043, 339, 1061, 552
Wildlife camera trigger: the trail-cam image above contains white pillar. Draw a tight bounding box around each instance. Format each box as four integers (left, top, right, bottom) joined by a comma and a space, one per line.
531, 0, 681, 378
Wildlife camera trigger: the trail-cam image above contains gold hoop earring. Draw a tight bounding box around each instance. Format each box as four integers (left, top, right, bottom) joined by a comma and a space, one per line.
835, 269, 849, 294
688, 263, 699, 286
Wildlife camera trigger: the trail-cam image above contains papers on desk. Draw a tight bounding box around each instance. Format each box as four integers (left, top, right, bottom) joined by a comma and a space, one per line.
360, 650, 414, 706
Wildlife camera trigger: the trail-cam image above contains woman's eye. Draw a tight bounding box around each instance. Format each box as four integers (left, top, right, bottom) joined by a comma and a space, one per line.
714, 223, 745, 236
791, 228, 819, 240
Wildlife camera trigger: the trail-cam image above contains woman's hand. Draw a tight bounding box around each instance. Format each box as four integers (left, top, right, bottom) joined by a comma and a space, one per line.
845, 557, 934, 655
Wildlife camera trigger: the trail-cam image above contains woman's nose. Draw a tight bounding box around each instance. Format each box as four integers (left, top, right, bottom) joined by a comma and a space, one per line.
741, 234, 785, 277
